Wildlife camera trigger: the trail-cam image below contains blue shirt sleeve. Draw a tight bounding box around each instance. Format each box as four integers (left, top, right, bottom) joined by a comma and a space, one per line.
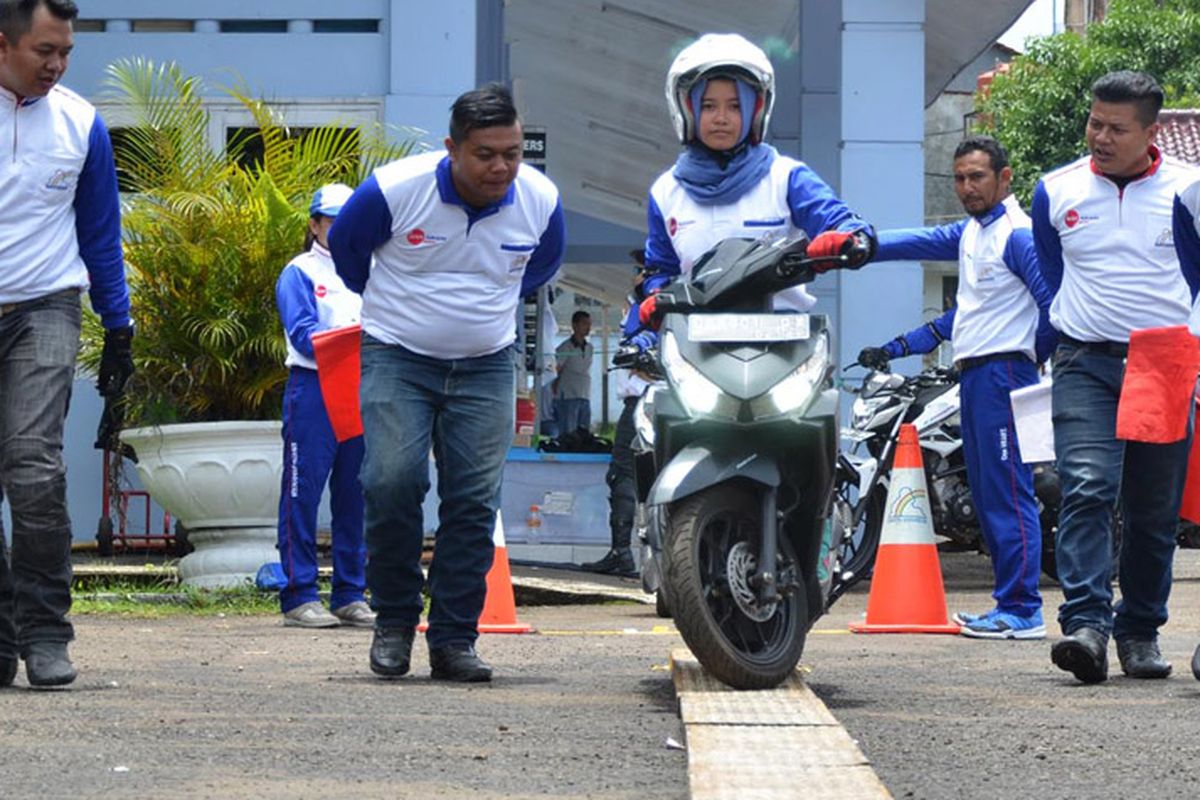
1003, 227, 1058, 362
642, 194, 681, 294
520, 200, 566, 296
329, 174, 393, 294
882, 308, 955, 358
1030, 180, 1063, 297
275, 263, 319, 360
875, 221, 965, 263
1173, 194, 1200, 301
74, 114, 131, 329
786, 163, 873, 238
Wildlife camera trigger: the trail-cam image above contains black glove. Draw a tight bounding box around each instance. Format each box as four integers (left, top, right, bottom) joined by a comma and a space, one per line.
857, 346, 890, 371
844, 231, 876, 269
98, 325, 135, 398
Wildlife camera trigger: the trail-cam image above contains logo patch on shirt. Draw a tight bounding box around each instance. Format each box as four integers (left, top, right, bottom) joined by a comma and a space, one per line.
407, 229, 426, 245
667, 217, 695, 237
1155, 227, 1174, 247
315, 285, 328, 298
45, 169, 76, 191
1064, 209, 1080, 228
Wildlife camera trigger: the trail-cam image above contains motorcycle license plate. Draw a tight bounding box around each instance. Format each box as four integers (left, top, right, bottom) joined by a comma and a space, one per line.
688, 314, 810, 342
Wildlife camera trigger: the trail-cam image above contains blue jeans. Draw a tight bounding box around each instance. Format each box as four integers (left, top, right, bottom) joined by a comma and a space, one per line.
277, 368, 366, 614
0, 290, 81, 656
555, 397, 591, 436
1051, 342, 1192, 640
359, 336, 515, 648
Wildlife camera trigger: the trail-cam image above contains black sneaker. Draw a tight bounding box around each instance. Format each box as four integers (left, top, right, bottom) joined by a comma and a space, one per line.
1192, 643, 1200, 681
581, 548, 636, 577
22, 642, 77, 688
429, 644, 493, 683
369, 627, 415, 679
1051, 627, 1108, 684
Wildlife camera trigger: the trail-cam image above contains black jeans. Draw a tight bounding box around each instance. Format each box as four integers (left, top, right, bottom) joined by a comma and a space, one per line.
605, 397, 638, 551
0, 290, 82, 655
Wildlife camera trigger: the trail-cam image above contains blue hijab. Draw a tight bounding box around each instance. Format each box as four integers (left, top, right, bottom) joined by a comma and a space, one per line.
672, 77, 775, 206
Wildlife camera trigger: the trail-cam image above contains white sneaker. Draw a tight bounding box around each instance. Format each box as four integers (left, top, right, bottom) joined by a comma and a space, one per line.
283, 601, 340, 628
332, 601, 377, 628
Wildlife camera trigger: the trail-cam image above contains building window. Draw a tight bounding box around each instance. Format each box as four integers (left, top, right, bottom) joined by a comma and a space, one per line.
219, 20, 288, 33
130, 20, 195, 33
75, 19, 104, 32
313, 19, 380, 33
225, 126, 362, 179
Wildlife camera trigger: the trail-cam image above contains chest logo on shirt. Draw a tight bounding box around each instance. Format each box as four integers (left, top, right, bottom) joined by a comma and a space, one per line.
1155, 227, 1174, 247
45, 169, 76, 191
315, 285, 328, 299
667, 216, 695, 238
1064, 209, 1079, 228
407, 229, 426, 245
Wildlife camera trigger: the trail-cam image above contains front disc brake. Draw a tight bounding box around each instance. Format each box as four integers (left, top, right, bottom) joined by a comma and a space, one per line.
726, 541, 777, 622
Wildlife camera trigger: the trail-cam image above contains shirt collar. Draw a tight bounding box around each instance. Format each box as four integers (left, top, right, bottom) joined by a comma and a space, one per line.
973, 197, 1010, 227
1088, 144, 1162, 181
0, 84, 43, 107
435, 154, 516, 212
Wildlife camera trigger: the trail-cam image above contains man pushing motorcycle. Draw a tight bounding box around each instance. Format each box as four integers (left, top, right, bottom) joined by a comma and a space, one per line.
857, 135, 1057, 640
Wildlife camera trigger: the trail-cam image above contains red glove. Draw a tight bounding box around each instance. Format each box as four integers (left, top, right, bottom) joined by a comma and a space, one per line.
807, 230, 854, 272
638, 293, 663, 330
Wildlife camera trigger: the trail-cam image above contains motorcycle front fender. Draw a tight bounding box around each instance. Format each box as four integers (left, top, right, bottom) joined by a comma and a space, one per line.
647, 444, 780, 508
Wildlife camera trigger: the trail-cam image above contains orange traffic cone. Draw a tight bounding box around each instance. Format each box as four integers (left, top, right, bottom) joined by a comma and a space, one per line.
419, 511, 535, 635
849, 423, 960, 634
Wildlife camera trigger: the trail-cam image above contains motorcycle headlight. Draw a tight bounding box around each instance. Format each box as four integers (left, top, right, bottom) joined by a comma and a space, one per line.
749, 331, 830, 418
661, 331, 738, 419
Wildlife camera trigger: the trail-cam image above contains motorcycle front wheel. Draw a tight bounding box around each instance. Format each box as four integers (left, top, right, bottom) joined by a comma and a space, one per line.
664, 484, 807, 690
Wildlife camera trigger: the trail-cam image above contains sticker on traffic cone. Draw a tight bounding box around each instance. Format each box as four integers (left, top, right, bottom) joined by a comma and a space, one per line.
849, 423, 960, 634
419, 511, 535, 635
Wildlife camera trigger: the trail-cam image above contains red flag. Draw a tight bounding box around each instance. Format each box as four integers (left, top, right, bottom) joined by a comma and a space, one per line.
1115, 325, 1200, 444
311, 324, 363, 442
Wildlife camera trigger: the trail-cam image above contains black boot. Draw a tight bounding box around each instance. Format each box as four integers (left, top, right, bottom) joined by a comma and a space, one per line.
0, 654, 16, 688
22, 641, 76, 688
369, 626, 415, 679
582, 548, 636, 576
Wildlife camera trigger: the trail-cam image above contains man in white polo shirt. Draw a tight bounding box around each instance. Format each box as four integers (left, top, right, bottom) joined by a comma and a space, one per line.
1032, 70, 1200, 684
330, 84, 565, 683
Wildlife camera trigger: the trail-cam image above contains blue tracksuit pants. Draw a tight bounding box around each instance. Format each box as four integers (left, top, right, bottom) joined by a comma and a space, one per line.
959, 357, 1043, 616
277, 367, 367, 613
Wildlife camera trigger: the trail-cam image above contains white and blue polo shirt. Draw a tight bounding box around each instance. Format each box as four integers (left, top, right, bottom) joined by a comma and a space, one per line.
0, 83, 129, 328
329, 150, 565, 360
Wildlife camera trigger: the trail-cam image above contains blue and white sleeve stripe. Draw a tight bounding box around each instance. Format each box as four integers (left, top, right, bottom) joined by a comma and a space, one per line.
1004, 227, 1057, 361
520, 200, 566, 296
875, 221, 964, 263
329, 174, 393, 294
1030, 180, 1063, 296
1173, 192, 1200, 301
275, 264, 319, 360
642, 195, 681, 294
74, 114, 130, 329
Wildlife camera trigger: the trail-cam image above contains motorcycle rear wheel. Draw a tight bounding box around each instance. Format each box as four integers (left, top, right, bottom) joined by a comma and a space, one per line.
664, 484, 807, 690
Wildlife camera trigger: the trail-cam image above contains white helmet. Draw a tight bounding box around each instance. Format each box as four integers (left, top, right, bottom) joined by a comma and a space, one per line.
666, 33, 775, 146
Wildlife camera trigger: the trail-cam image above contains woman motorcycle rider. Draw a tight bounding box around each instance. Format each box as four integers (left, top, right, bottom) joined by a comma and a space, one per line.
630, 32, 877, 338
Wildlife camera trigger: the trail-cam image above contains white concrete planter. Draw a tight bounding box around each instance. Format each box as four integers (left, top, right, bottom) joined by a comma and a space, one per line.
121, 421, 282, 589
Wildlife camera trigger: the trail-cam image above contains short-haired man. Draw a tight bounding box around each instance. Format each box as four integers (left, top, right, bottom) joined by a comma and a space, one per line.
0, 0, 134, 687
330, 84, 565, 682
858, 135, 1056, 639
554, 309, 593, 436
1033, 70, 1200, 683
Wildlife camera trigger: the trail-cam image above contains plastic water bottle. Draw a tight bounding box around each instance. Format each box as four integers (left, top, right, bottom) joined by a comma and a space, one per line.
526, 504, 543, 544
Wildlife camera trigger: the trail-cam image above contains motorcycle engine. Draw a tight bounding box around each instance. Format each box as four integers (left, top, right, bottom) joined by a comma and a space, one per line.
945, 481, 977, 528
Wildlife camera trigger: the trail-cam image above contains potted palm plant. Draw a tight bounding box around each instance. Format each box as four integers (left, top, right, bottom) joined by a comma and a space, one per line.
80, 57, 419, 587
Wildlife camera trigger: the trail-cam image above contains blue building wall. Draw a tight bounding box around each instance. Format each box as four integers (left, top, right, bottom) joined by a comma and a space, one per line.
39, 0, 924, 542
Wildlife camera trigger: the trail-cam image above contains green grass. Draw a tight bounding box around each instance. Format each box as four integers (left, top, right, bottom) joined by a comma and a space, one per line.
72, 579, 288, 618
